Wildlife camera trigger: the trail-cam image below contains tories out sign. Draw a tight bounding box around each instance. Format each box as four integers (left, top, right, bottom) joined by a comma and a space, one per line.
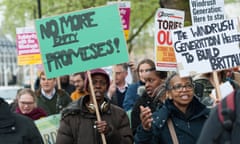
154, 8, 184, 71
171, 18, 240, 77
35, 5, 129, 78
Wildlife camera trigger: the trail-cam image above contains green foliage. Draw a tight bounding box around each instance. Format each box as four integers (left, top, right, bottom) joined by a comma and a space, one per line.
0, 0, 35, 37
0, 0, 237, 56
0, 0, 159, 55
225, 0, 238, 3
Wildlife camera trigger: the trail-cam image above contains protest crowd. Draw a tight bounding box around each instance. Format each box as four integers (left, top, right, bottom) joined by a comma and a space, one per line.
2, 1, 240, 144
1, 59, 240, 144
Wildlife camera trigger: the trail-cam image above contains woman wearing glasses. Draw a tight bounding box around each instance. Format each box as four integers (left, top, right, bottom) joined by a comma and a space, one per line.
134, 72, 210, 144
15, 88, 47, 120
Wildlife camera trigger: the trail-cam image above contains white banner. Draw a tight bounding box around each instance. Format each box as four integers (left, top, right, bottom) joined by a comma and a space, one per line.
154, 8, 184, 71
171, 18, 240, 77
189, 0, 225, 25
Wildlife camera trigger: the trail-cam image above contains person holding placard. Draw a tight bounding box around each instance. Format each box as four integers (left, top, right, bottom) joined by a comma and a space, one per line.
56, 68, 133, 144
36, 71, 72, 115
134, 72, 210, 144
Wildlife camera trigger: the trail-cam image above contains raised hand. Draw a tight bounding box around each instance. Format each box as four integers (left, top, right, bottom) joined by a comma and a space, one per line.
140, 106, 153, 131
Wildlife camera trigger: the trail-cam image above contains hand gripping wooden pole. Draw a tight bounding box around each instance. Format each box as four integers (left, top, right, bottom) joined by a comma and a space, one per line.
87, 71, 107, 144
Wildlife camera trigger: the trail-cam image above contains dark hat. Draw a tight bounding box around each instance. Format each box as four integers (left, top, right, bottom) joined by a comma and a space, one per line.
85, 68, 110, 91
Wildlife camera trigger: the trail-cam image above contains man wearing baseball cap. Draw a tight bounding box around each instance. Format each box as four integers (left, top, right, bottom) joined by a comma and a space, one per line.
56, 68, 133, 144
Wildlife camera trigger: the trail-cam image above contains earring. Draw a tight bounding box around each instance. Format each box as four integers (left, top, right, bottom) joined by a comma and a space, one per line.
166, 92, 172, 99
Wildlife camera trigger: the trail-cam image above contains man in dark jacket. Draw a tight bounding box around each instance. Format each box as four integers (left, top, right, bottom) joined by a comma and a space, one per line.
0, 97, 43, 144
56, 68, 133, 144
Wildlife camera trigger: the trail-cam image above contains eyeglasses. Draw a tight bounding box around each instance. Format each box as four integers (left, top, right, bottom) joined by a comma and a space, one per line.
19, 101, 35, 106
169, 83, 194, 92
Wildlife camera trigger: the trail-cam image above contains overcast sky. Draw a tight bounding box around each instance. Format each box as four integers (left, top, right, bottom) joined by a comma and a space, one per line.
225, 2, 240, 18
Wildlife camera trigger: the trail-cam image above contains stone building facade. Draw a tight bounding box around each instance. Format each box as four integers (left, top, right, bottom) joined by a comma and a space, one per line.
0, 34, 20, 86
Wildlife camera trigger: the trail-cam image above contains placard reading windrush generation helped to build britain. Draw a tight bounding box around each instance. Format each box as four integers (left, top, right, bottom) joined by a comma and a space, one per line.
171, 18, 240, 77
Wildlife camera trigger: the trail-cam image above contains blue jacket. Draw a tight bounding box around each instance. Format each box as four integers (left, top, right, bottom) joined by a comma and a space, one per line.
123, 81, 145, 111
134, 97, 210, 144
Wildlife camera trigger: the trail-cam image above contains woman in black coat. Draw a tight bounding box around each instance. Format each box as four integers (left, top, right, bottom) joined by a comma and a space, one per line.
131, 70, 167, 134
0, 97, 43, 144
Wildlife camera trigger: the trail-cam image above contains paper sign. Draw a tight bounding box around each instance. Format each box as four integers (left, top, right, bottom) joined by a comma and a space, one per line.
211, 81, 234, 99
189, 0, 225, 25
154, 8, 184, 71
16, 27, 41, 65
35, 5, 129, 78
171, 18, 240, 77
107, 1, 131, 40
35, 114, 60, 144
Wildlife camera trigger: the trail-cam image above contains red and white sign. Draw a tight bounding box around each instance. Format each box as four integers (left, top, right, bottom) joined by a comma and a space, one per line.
154, 8, 184, 71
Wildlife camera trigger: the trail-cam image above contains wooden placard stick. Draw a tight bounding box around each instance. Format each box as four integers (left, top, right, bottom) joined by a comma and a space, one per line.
30, 65, 34, 91
57, 77, 61, 89
112, 65, 116, 87
87, 71, 107, 144
213, 71, 222, 100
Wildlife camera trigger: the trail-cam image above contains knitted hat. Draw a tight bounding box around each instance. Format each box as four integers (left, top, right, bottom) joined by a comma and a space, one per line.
85, 68, 110, 91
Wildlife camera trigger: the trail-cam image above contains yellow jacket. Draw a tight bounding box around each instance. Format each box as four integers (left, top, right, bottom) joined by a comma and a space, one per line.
70, 90, 88, 101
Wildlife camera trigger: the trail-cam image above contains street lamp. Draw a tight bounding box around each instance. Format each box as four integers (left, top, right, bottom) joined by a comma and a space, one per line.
37, 0, 41, 18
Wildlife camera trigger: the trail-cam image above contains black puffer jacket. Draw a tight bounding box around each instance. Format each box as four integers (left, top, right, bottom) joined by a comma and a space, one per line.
131, 91, 162, 135
0, 97, 43, 144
